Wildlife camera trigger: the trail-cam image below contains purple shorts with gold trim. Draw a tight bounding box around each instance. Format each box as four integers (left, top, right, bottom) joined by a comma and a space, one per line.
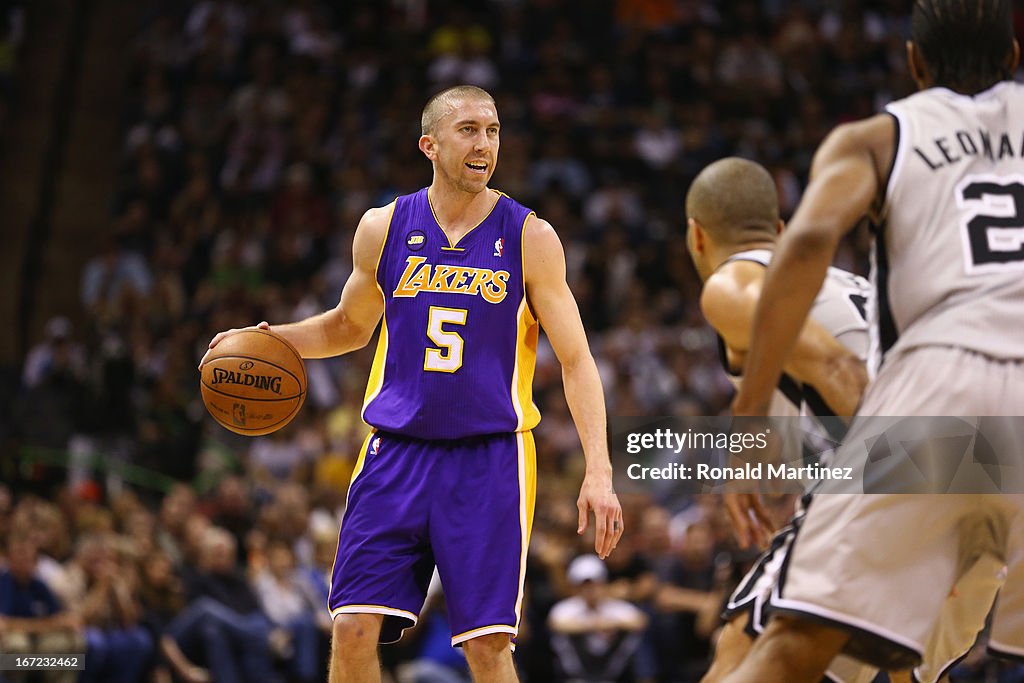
328, 430, 536, 645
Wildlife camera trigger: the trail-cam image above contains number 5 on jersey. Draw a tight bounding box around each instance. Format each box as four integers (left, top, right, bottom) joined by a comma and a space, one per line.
424, 306, 468, 372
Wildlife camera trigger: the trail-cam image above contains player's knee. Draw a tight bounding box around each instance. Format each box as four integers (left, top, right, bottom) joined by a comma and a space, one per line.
330, 614, 381, 654
461, 632, 512, 663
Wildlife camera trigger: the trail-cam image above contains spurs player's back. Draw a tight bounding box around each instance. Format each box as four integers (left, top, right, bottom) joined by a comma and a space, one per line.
877, 81, 1024, 371
719, 249, 869, 419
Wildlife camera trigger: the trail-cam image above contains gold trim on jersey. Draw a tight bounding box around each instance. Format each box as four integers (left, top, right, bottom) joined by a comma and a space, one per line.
520, 210, 537, 320
361, 203, 396, 421
327, 431, 375, 605
510, 211, 541, 431
361, 316, 389, 420
427, 187, 501, 249
450, 624, 517, 647
513, 431, 537, 638
509, 297, 540, 430
329, 604, 418, 624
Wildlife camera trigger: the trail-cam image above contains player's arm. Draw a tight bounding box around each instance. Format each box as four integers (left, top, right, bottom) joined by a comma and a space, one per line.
548, 602, 648, 634
200, 204, 390, 366
524, 215, 623, 559
733, 114, 893, 416
702, 266, 867, 417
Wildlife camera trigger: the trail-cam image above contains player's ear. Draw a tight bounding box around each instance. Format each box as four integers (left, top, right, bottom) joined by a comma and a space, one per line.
906, 41, 929, 89
687, 217, 705, 253
419, 134, 437, 161
775, 219, 784, 236
1008, 39, 1021, 74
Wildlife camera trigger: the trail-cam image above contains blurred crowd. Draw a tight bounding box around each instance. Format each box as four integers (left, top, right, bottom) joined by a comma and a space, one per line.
3, 0, 1024, 681
0, 0, 23, 129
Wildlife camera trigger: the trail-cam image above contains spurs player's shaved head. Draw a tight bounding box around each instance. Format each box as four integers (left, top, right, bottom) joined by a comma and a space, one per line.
686, 157, 779, 247
420, 85, 496, 136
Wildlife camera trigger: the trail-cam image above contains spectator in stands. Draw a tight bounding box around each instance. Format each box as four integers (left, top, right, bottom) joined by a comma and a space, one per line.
0, 538, 83, 683
208, 475, 253, 566
653, 519, 723, 681
78, 545, 154, 683
11, 323, 89, 458
166, 526, 280, 683
549, 554, 647, 683
156, 483, 196, 566
252, 541, 320, 683
136, 549, 198, 683
21, 317, 86, 390
0, 485, 10, 543
80, 233, 153, 316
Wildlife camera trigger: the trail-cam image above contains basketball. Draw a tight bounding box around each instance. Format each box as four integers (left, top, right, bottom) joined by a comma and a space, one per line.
199, 329, 307, 436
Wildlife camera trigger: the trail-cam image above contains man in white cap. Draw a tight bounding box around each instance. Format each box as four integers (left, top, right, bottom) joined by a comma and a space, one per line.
548, 554, 647, 682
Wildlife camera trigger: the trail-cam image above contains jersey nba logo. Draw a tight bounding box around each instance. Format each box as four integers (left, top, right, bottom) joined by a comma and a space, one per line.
370, 436, 381, 455
493, 238, 504, 257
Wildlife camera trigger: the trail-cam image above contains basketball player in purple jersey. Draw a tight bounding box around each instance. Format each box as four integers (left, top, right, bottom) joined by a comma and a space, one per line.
201, 85, 624, 682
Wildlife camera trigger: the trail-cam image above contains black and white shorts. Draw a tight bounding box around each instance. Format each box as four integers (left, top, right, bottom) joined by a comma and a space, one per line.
765, 347, 1022, 673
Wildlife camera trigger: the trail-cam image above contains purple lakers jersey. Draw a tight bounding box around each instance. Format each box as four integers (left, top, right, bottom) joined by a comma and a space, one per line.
361, 188, 542, 440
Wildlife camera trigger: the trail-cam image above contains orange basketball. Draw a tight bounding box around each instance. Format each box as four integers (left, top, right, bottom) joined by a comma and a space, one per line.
200, 329, 307, 436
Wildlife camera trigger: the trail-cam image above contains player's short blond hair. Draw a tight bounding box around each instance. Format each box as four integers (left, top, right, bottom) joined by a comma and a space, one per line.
421, 85, 496, 136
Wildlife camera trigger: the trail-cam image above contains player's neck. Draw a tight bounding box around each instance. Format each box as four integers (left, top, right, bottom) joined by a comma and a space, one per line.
726, 241, 775, 263
427, 183, 498, 240
708, 242, 775, 273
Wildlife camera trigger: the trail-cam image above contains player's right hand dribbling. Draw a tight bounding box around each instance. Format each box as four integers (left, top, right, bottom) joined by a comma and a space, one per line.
198, 321, 270, 370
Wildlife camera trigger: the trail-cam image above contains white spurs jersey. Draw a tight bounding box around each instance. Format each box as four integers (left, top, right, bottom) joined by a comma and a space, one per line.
718, 249, 870, 420
878, 81, 1024, 370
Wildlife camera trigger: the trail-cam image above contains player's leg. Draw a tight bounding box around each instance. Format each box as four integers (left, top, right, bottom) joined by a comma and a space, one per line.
722, 491, 994, 683
430, 431, 536, 683
719, 490, 966, 683
701, 613, 755, 683
329, 613, 384, 683
987, 496, 1024, 664
709, 589, 883, 683
705, 501, 808, 682
328, 433, 437, 681
462, 633, 519, 683
733, 349, 1017, 682
722, 615, 850, 683
912, 549, 1004, 683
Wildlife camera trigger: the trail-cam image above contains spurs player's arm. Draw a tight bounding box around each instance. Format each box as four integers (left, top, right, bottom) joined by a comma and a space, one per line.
733, 115, 894, 416
702, 260, 867, 418
708, 258, 868, 548
705, 258, 868, 549
524, 215, 623, 559
200, 204, 390, 366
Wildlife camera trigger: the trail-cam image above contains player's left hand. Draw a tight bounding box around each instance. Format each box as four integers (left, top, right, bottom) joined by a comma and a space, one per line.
723, 492, 774, 549
577, 469, 623, 559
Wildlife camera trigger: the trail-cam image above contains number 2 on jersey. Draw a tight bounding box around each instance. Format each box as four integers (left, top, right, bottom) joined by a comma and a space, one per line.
956, 176, 1024, 274
424, 306, 468, 372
